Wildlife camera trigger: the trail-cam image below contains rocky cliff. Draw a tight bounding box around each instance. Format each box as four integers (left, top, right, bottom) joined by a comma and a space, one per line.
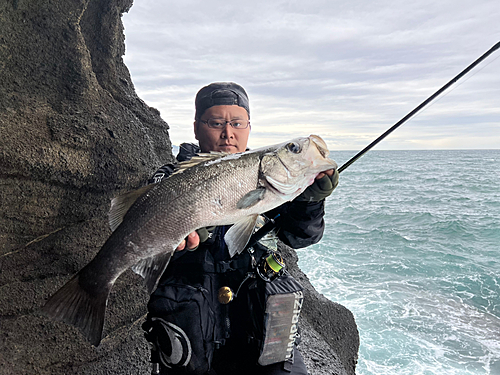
0, 1, 359, 374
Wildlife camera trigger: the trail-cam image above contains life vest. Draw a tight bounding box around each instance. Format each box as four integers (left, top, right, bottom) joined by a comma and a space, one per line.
143, 216, 304, 374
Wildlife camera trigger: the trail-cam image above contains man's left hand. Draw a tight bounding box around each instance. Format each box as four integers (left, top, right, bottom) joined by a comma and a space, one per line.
295, 168, 339, 202
315, 168, 335, 180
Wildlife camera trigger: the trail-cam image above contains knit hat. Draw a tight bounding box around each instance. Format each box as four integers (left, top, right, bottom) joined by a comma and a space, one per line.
195, 82, 250, 120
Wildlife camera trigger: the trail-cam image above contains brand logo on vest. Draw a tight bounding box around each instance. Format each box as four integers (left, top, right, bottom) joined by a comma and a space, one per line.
286, 290, 304, 358
153, 318, 192, 368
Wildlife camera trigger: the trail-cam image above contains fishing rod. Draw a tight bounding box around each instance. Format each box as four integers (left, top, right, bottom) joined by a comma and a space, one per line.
246, 41, 500, 255
338, 41, 500, 174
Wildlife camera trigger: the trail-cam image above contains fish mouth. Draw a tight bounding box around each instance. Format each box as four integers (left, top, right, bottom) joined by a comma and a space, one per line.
309, 135, 329, 158
308, 135, 337, 170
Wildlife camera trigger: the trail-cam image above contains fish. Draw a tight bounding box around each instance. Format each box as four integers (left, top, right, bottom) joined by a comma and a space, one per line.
41, 134, 338, 346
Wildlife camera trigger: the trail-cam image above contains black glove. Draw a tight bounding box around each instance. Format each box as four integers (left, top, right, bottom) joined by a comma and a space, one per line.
296, 169, 339, 202
196, 227, 210, 243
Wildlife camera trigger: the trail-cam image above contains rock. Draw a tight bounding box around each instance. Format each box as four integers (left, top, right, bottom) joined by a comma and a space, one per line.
0, 1, 359, 374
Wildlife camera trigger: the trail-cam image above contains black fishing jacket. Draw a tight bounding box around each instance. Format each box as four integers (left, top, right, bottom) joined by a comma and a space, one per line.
145, 143, 324, 375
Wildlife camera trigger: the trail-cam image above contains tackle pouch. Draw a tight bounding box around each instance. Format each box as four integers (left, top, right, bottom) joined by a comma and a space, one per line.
243, 273, 304, 366
145, 273, 223, 375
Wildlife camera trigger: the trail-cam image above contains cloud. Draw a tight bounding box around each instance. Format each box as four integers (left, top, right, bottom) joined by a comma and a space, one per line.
123, 0, 500, 150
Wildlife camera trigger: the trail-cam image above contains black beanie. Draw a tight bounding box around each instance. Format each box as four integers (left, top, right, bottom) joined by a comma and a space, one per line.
195, 82, 250, 120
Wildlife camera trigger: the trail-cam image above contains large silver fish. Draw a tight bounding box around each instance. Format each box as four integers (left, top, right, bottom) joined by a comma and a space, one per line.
42, 135, 337, 346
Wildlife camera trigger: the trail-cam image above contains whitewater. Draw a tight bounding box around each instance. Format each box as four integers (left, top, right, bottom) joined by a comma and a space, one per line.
297, 149, 500, 375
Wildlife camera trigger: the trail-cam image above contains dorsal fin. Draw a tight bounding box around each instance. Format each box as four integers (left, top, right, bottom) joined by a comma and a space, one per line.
108, 184, 156, 231
173, 152, 229, 175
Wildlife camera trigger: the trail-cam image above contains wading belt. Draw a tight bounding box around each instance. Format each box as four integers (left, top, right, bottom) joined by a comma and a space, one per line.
167, 246, 267, 276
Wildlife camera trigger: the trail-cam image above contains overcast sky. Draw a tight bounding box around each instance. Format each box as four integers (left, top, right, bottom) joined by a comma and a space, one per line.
122, 0, 499, 151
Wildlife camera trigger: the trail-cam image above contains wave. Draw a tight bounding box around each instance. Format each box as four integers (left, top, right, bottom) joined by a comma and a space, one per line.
300, 150, 500, 374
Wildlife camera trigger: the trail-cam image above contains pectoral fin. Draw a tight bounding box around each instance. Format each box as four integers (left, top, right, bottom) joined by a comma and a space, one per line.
109, 184, 156, 231
131, 251, 173, 294
225, 214, 259, 257
236, 187, 266, 209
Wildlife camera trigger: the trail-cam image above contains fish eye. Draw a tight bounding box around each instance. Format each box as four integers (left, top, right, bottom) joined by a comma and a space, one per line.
286, 142, 301, 154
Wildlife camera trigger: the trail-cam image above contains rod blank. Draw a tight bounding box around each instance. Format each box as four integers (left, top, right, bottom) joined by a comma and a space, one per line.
338, 41, 500, 174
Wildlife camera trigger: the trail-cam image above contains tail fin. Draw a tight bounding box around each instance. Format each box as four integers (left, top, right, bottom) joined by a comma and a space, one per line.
41, 274, 111, 346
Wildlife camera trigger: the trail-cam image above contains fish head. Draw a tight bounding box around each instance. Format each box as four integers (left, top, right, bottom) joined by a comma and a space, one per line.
260, 135, 337, 199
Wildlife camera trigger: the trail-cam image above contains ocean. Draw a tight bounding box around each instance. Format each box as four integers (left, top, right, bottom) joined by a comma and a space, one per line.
297, 149, 500, 375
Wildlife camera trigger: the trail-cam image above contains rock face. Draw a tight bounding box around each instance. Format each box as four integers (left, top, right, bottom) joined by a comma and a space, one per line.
0, 1, 359, 374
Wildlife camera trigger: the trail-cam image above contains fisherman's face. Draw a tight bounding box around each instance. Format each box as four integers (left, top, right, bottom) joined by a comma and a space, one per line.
194, 105, 250, 154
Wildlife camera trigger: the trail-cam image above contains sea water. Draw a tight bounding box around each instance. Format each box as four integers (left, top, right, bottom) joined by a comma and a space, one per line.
297, 150, 500, 375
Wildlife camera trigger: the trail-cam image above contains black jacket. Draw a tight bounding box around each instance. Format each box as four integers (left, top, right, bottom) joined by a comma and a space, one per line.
145, 143, 322, 374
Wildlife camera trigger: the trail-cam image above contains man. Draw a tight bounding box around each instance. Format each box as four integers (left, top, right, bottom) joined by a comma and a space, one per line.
143, 82, 338, 375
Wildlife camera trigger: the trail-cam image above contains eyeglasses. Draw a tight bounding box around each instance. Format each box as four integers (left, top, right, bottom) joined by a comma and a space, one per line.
199, 118, 250, 129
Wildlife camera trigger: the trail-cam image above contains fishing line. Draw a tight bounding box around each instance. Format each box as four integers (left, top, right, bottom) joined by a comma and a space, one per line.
399, 52, 500, 123
338, 41, 500, 174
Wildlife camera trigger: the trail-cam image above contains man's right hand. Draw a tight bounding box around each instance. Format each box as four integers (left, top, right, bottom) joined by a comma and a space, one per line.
175, 227, 210, 251
176, 231, 200, 251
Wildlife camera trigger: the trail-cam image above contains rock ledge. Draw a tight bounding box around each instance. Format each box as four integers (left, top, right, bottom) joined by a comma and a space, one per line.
0, 1, 359, 374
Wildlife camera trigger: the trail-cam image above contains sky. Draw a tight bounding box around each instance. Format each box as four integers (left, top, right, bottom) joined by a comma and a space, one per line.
122, 0, 500, 151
